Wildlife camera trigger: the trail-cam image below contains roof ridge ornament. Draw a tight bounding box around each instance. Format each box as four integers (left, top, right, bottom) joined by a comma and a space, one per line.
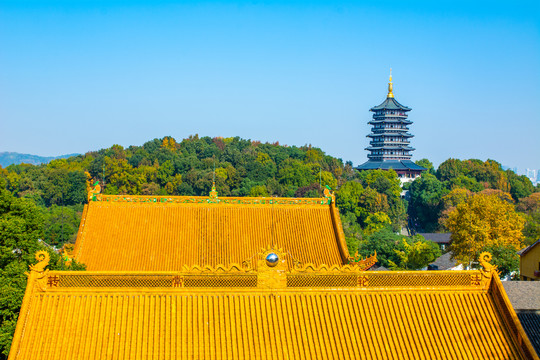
208, 181, 219, 203
257, 246, 287, 288
479, 251, 497, 274
323, 185, 335, 204
91, 194, 331, 205
88, 180, 101, 202
29, 251, 50, 273
387, 68, 394, 98
348, 251, 378, 269
208, 156, 219, 203
61, 244, 74, 266
27, 251, 51, 291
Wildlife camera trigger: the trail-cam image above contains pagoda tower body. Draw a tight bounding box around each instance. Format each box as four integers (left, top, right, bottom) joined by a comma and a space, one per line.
356, 73, 426, 181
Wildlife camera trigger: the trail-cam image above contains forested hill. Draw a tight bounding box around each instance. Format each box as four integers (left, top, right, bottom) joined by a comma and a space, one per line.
1, 136, 354, 203
0, 151, 79, 167
1, 135, 539, 259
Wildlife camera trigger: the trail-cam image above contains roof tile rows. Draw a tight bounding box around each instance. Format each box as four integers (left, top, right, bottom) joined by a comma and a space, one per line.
74, 197, 348, 271
8, 193, 538, 360
370, 97, 411, 111
517, 313, 540, 356
9, 268, 534, 360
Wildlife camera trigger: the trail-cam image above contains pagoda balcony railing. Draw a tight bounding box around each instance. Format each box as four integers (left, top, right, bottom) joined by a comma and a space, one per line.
374, 111, 408, 116
370, 117, 411, 121
382, 157, 412, 161
367, 155, 412, 161
373, 114, 408, 119
368, 154, 411, 159
370, 141, 411, 145
369, 120, 412, 125
371, 129, 410, 132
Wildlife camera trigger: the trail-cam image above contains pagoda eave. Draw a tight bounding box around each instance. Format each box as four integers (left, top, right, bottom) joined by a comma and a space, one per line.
366, 146, 415, 151
367, 133, 414, 138
368, 119, 412, 125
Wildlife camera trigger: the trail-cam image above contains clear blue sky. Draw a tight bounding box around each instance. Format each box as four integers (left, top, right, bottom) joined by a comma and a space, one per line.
1, 1, 539, 172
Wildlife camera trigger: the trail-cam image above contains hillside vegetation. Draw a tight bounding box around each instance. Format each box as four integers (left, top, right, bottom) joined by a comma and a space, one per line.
1, 136, 538, 251
1, 136, 538, 253
0, 135, 539, 358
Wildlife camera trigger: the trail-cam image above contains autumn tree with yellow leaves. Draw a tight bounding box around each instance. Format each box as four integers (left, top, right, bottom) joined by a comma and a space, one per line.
446, 192, 525, 267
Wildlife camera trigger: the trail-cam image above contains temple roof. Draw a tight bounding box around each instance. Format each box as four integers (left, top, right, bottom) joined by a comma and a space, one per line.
502, 281, 540, 312
9, 251, 538, 360
502, 281, 540, 356
356, 160, 427, 171
518, 238, 540, 257
417, 232, 451, 244
428, 252, 459, 271
370, 97, 411, 112
73, 194, 351, 271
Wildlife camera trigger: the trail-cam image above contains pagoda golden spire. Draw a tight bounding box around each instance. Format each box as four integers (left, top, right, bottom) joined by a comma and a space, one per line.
387, 68, 394, 98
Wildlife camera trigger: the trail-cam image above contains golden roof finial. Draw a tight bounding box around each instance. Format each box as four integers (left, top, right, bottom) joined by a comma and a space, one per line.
387, 68, 394, 98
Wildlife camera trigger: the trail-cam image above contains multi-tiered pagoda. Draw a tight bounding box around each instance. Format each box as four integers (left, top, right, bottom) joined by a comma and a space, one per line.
356, 72, 426, 180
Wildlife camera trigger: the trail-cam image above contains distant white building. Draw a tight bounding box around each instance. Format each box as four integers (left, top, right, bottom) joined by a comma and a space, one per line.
526, 168, 539, 185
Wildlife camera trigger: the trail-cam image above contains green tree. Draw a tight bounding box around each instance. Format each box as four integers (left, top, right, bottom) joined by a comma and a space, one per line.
249, 185, 269, 197
336, 181, 364, 216
408, 173, 447, 231
447, 175, 484, 192
357, 228, 406, 268
358, 169, 401, 200
436, 158, 464, 182
357, 187, 390, 224
340, 212, 363, 255
41, 205, 82, 246
438, 188, 471, 230
37, 168, 86, 207
506, 170, 535, 201
389, 236, 441, 270
522, 212, 540, 246
517, 193, 540, 245
277, 159, 315, 188
363, 212, 391, 236
156, 160, 175, 186
415, 159, 435, 174
320, 171, 337, 189
0, 180, 85, 358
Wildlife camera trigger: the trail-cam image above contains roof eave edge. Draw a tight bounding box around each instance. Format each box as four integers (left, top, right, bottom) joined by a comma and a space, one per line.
329, 201, 351, 263
490, 274, 540, 360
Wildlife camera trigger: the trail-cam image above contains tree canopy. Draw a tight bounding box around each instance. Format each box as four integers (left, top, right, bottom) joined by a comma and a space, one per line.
0, 178, 84, 358
446, 192, 524, 266
356, 229, 440, 270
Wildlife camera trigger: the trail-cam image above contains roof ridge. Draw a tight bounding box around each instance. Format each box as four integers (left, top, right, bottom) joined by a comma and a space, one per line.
519, 238, 540, 256
92, 194, 333, 206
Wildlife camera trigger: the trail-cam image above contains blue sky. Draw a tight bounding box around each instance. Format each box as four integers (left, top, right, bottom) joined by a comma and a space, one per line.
1, 1, 539, 172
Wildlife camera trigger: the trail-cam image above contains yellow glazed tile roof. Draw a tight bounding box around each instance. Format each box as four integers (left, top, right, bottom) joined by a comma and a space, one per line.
8, 251, 539, 360
73, 194, 351, 271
